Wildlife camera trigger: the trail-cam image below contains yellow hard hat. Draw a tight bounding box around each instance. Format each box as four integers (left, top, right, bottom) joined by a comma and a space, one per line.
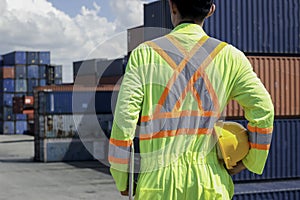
214, 121, 250, 169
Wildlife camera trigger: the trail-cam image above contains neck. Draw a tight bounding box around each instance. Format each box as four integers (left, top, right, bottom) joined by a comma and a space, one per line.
175, 18, 204, 27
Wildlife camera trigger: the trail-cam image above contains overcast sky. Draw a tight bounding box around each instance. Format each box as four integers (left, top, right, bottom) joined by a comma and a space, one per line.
0, 0, 156, 83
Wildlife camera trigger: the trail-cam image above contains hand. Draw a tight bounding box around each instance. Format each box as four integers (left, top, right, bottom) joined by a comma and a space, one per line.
227, 161, 246, 175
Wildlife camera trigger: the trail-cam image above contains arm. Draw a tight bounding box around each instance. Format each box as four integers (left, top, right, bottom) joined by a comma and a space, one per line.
230, 51, 274, 175
108, 49, 144, 191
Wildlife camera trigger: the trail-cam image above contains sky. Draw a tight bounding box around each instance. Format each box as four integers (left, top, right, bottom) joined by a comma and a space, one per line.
0, 0, 156, 83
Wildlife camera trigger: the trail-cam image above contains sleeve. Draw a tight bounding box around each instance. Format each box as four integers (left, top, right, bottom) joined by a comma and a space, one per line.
108, 48, 144, 191
230, 50, 274, 175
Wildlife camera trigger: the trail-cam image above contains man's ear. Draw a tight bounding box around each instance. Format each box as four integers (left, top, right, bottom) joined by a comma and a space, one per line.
169, 0, 178, 15
206, 4, 216, 18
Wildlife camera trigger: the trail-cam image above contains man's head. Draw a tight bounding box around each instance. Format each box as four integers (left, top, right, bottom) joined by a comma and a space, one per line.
169, 0, 215, 27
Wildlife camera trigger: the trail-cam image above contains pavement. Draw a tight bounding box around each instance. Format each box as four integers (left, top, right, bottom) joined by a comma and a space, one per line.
0, 135, 126, 200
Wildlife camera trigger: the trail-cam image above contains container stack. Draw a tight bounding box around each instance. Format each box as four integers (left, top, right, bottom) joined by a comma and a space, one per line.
34, 85, 117, 162
137, 0, 300, 198
0, 51, 63, 135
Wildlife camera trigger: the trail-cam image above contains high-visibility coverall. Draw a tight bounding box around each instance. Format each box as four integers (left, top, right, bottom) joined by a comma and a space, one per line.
109, 23, 274, 199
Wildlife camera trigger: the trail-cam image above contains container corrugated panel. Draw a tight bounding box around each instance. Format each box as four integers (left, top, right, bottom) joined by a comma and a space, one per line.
39, 79, 46, 87
2, 51, 27, 65
27, 52, 39, 65
15, 121, 27, 135
15, 114, 27, 120
144, 0, 300, 54
39, 51, 50, 65
225, 56, 300, 117
27, 65, 39, 79
1, 121, 15, 134
1, 67, 15, 79
54, 78, 62, 85
2, 107, 15, 121
234, 180, 300, 200
34, 138, 95, 162
1, 79, 15, 92
15, 65, 27, 79
27, 79, 39, 93
231, 119, 300, 181
15, 79, 27, 92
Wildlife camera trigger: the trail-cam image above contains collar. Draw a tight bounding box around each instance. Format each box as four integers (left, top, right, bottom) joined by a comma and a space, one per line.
171, 23, 207, 37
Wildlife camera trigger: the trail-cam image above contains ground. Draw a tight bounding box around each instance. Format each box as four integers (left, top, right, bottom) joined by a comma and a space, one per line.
0, 135, 125, 200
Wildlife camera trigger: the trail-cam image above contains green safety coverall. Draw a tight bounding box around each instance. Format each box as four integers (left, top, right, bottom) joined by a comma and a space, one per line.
109, 23, 274, 199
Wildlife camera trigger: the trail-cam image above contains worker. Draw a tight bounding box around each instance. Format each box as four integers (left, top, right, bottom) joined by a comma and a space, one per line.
108, 0, 274, 199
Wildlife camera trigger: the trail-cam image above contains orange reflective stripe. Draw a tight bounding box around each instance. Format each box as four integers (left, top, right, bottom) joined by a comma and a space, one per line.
140, 110, 219, 122
145, 41, 178, 70
173, 42, 227, 112
110, 138, 132, 147
250, 142, 270, 150
108, 156, 129, 164
166, 34, 189, 56
153, 36, 210, 114
139, 128, 212, 140
248, 125, 273, 134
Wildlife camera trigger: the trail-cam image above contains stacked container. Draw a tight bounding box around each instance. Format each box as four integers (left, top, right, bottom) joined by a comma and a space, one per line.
34, 85, 118, 162
138, 0, 300, 199
0, 51, 63, 135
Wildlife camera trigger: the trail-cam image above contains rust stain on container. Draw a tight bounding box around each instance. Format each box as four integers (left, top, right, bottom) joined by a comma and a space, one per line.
226, 56, 300, 118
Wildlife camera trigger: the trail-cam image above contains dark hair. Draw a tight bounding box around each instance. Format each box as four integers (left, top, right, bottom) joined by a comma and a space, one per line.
171, 0, 214, 21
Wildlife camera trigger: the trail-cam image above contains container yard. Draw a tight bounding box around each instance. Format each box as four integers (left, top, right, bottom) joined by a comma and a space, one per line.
1, 0, 300, 199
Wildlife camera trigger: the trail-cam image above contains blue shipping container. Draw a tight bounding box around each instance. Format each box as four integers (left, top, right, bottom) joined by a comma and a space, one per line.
2, 51, 27, 65
39, 66, 46, 79
15, 79, 27, 92
15, 65, 27, 79
27, 52, 39, 65
1, 121, 15, 134
0, 55, 3, 66
16, 114, 27, 120
27, 79, 39, 92
1, 79, 15, 92
234, 180, 300, 200
15, 121, 28, 135
55, 65, 62, 78
27, 65, 39, 79
39, 79, 47, 87
144, 0, 300, 54
2, 107, 15, 121
38, 91, 115, 115
54, 78, 62, 85
2, 93, 14, 107
231, 119, 300, 182
39, 51, 50, 65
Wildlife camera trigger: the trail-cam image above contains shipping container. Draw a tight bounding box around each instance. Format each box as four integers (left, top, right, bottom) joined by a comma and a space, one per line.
39, 51, 50, 65
144, 0, 300, 54
128, 25, 145, 53
15, 79, 27, 92
39, 65, 46, 79
27, 52, 39, 65
2, 93, 14, 107
27, 79, 39, 93
2, 107, 15, 121
231, 119, 300, 182
15, 121, 27, 135
54, 78, 62, 85
39, 79, 46, 87
27, 65, 39, 79
0, 55, 3, 66
73, 59, 98, 77
54, 65, 62, 78
1, 79, 15, 92
34, 138, 95, 162
15, 114, 27, 120
35, 85, 119, 115
15, 65, 27, 79
234, 180, 300, 200
0, 67, 15, 79
225, 56, 300, 118
0, 121, 15, 134
2, 51, 27, 65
